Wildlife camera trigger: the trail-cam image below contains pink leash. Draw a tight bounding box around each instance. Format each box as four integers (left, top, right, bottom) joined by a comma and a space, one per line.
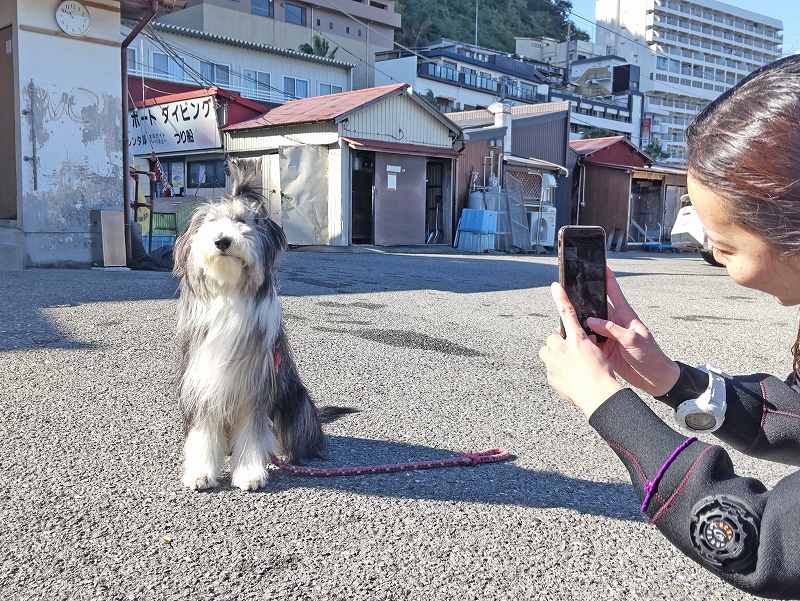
270, 448, 513, 477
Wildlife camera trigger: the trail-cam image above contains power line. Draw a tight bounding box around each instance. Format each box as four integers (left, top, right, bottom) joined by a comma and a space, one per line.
143, 26, 302, 103
312, 28, 406, 86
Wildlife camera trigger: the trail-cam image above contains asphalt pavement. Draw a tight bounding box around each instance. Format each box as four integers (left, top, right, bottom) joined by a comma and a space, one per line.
1, 249, 795, 600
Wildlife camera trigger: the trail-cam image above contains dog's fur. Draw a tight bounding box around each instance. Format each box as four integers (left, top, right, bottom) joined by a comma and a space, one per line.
173, 160, 326, 491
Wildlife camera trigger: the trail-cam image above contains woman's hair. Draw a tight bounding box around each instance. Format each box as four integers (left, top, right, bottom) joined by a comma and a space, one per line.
686, 54, 800, 376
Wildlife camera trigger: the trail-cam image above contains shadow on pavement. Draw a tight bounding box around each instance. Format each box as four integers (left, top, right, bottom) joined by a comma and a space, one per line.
250, 435, 641, 522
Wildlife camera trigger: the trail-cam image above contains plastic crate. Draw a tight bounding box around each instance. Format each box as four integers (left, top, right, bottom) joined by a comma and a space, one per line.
142, 235, 176, 252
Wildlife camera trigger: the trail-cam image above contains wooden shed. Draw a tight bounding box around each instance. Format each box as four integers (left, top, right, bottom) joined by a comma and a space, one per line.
570, 136, 651, 249
224, 83, 461, 247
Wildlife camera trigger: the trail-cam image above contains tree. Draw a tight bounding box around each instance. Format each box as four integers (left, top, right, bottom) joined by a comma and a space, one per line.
643, 137, 671, 161
579, 126, 617, 139
298, 35, 338, 59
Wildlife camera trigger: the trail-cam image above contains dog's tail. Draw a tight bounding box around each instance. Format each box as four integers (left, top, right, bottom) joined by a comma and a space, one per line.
272, 376, 326, 463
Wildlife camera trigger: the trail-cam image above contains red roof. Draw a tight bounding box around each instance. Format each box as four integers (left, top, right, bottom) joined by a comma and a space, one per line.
225, 83, 409, 131
569, 135, 627, 155
570, 135, 651, 169
133, 86, 270, 114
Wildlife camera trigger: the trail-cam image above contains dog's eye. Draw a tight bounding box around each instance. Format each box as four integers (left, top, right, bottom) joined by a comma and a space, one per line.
234, 217, 246, 224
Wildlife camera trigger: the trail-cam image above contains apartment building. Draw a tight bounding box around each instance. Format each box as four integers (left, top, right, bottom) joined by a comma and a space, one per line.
159, 0, 401, 89
595, 0, 782, 164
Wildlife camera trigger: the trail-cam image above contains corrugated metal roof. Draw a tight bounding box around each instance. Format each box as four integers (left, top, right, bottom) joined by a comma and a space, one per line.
225, 83, 409, 131
569, 135, 627, 155
152, 22, 355, 70
132, 86, 269, 114
446, 101, 570, 129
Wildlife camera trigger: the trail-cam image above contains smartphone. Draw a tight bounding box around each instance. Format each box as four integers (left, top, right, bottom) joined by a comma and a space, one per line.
557, 226, 608, 341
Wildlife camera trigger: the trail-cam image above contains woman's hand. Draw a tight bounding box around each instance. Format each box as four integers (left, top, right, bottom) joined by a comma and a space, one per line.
586, 267, 680, 398
539, 282, 623, 418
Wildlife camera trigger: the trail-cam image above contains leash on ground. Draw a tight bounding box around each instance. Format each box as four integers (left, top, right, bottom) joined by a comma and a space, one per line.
270, 448, 514, 477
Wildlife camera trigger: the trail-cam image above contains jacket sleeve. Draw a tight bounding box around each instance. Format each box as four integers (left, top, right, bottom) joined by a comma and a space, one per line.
590, 389, 800, 598
657, 362, 800, 466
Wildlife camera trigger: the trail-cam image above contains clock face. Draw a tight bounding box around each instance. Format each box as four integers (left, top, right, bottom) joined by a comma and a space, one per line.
55, 1, 91, 37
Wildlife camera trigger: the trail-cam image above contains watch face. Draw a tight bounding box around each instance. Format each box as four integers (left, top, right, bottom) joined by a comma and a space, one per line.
56, 1, 91, 37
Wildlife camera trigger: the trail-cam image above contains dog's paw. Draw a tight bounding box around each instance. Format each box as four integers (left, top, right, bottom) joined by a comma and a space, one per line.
231, 464, 270, 491
182, 471, 218, 491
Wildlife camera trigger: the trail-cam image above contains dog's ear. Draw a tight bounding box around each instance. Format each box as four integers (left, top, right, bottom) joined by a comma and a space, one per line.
258, 217, 288, 272
228, 157, 269, 216
173, 204, 211, 279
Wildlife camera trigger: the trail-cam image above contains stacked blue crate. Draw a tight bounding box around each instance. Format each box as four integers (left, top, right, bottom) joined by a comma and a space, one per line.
455, 209, 498, 252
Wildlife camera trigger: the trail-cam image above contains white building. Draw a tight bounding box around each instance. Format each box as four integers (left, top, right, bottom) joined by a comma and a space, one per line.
595, 0, 783, 165
515, 36, 606, 68
129, 21, 354, 104
0, 0, 184, 269
158, 0, 402, 90
375, 39, 553, 113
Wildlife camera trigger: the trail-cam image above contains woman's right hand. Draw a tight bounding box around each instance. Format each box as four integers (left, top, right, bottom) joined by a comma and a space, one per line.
586, 267, 681, 398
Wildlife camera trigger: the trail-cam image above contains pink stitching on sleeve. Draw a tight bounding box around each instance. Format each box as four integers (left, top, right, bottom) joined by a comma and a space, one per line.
608, 440, 667, 506
650, 445, 715, 525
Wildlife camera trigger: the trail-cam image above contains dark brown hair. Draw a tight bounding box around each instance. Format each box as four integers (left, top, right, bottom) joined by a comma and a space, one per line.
686, 54, 800, 376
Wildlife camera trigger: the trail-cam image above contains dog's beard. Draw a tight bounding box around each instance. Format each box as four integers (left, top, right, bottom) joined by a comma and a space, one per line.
200, 252, 246, 289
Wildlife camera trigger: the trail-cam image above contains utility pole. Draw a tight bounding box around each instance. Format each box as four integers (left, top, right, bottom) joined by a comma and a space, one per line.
475, 0, 478, 47
563, 19, 572, 87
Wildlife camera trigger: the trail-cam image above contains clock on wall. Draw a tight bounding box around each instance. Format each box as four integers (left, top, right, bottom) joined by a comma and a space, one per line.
55, 1, 91, 37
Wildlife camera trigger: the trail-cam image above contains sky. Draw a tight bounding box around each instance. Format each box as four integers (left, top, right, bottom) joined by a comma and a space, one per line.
568, 0, 800, 55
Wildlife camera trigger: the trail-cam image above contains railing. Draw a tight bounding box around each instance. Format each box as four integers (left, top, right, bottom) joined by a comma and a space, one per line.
129, 65, 291, 105
417, 63, 547, 103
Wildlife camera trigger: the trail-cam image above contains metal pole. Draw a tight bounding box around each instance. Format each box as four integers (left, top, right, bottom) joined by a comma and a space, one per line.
474, 0, 478, 47
122, 0, 160, 266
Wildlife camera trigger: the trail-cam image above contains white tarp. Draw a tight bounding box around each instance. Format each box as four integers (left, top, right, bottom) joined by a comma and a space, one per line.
128, 95, 221, 156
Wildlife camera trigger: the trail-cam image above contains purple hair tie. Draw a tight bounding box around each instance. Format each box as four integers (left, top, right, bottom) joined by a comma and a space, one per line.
641, 437, 698, 513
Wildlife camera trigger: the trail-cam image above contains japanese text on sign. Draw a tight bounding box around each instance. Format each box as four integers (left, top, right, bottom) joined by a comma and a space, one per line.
128, 95, 222, 155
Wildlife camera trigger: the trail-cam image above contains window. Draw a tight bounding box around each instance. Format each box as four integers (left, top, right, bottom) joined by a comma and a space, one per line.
188, 160, 226, 189
127, 48, 137, 71
252, 0, 273, 17
153, 51, 169, 75
284, 76, 309, 99
285, 2, 307, 26
346, 26, 350, 34
316, 18, 320, 26
199, 61, 229, 86
215, 64, 230, 86
358, 29, 361, 37
319, 83, 343, 95
329, 21, 333, 29
243, 69, 271, 99
199, 61, 214, 83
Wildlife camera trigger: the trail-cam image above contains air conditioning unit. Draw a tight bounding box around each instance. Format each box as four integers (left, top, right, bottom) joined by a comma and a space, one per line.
527, 206, 557, 248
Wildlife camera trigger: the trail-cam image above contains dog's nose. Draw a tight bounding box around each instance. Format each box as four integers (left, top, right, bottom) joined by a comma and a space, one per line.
214, 236, 232, 251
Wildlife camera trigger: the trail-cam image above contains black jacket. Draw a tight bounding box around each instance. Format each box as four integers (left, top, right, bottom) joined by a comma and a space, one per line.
590, 363, 800, 599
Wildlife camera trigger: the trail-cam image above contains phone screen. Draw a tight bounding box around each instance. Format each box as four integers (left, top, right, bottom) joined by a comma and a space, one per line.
560, 228, 607, 340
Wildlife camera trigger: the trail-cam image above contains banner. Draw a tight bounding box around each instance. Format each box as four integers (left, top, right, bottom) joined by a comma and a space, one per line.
128, 95, 221, 155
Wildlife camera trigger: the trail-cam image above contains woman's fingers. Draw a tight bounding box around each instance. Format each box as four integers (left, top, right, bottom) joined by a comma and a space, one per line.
605, 267, 639, 323
550, 283, 586, 341
586, 317, 634, 346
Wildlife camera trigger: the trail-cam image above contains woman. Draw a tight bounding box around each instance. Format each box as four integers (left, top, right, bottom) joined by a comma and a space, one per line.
540, 54, 800, 598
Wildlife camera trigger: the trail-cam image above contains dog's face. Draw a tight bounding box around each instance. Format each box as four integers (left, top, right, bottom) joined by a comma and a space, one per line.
174, 197, 286, 295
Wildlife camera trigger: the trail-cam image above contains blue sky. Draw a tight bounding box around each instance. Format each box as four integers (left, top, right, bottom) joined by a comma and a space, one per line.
568, 0, 799, 54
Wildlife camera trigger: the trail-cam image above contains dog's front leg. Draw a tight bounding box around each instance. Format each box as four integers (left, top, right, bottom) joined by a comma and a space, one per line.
230, 414, 277, 491
182, 418, 225, 490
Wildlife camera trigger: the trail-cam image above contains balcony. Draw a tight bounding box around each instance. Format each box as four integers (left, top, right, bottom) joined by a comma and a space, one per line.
652, 5, 782, 46
651, 9, 782, 56
128, 64, 288, 105
417, 62, 548, 104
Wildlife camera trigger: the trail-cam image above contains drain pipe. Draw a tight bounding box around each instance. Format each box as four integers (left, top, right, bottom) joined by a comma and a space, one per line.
121, 0, 160, 265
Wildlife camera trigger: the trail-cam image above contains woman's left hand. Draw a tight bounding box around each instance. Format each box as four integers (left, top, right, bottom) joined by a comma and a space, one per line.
539, 282, 623, 418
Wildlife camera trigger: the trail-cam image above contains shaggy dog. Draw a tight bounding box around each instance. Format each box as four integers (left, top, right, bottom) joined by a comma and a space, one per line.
173, 161, 328, 491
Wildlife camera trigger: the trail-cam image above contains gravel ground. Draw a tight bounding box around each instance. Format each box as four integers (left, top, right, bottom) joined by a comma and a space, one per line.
0, 249, 796, 601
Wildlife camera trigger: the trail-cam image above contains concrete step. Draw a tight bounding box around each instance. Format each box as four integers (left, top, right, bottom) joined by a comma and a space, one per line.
0, 227, 25, 270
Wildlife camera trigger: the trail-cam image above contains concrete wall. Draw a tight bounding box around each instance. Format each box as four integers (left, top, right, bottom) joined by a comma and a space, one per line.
14, 0, 123, 267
